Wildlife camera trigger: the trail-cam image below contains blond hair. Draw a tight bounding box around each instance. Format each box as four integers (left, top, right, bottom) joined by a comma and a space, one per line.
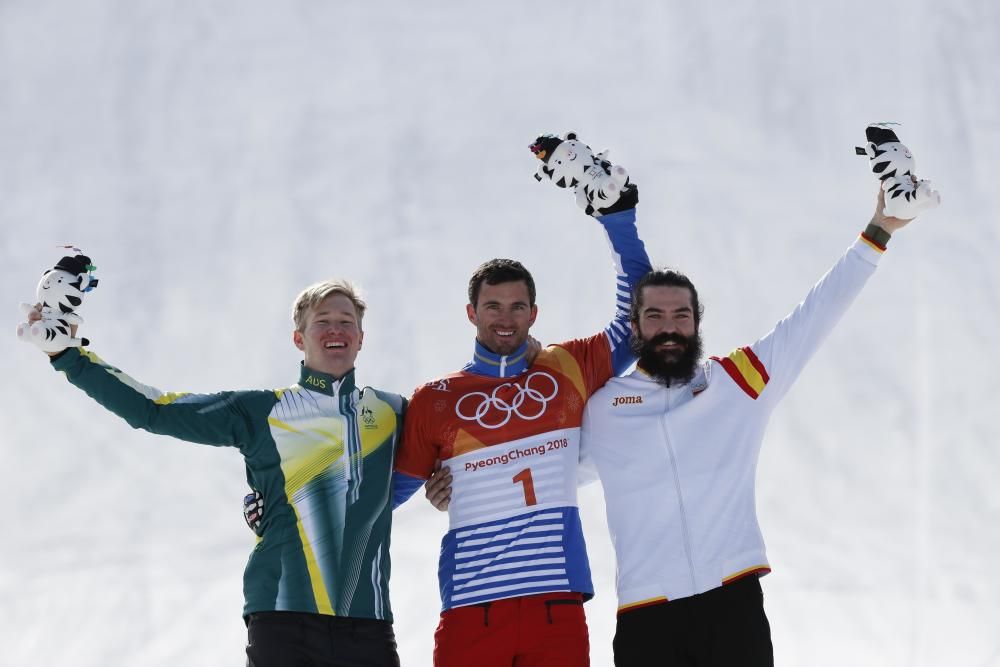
292, 279, 367, 331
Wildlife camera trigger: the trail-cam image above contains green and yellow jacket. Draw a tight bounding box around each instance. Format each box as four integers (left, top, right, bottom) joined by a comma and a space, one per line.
51, 347, 405, 621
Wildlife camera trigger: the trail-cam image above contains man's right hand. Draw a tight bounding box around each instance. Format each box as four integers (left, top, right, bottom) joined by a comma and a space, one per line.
26, 303, 42, 323
424, 460, 452, 511
590, 181, 638, 216
17, 303, 88, 356
243, 490, 264, 535
871, 185, 917, 235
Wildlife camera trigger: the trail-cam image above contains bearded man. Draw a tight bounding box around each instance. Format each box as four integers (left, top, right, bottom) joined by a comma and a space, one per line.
579, 187, 923, 666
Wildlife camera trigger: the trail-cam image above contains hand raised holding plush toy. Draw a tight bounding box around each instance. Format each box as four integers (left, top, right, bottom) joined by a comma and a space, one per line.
530, 132, 637, 216
16, 252, 98, 354
857, 123, 940, 220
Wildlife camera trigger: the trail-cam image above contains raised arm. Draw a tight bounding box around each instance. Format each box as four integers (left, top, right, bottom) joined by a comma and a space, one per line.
530, 132, 652, 374
595, 204, 651, 374
50, 347, 271, 451
719, 187, 923, 405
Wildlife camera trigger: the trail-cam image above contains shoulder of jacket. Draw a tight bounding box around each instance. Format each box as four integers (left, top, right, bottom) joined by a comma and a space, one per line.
361, 386, 406, 412
273, 383, 308, 400
411, 371, 466, 397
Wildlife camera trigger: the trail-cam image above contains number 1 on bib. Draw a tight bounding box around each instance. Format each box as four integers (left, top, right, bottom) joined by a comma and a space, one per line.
512, 468, 537, 506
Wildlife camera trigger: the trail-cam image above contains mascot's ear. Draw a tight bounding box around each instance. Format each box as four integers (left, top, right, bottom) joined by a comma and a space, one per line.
564, 131, 577, 141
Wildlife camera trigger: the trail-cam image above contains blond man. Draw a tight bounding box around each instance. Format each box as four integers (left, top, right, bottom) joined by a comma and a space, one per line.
36, 280, 405, 667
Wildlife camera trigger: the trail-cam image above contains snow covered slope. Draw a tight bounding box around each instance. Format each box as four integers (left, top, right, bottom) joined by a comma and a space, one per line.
2, 1, 998, 665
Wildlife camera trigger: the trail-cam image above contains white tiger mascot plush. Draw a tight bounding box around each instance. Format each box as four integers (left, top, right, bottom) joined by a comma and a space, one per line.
857, 124, 940, 219
16, 253, 98, 353
530, 132, 634, 215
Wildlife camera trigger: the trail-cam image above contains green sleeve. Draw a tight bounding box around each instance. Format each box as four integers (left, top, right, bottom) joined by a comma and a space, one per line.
51, 347, 275, 451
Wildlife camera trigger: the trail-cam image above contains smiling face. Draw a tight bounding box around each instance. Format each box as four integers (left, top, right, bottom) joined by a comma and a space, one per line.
37, 269, 83, 314
466, 280, 537, 356
293, 293, 364, 378
634, 285, 697, 352
545, 139, 593, 187
631, 284, 703, 384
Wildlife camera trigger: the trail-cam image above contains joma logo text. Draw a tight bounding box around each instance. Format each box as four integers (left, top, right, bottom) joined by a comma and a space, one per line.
612, 395, 643, 407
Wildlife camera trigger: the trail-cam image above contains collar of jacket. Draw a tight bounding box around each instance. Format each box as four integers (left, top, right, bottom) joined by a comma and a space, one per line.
463, 339, 530, 378
634, 362, 709, 393
299, 363, 356, 396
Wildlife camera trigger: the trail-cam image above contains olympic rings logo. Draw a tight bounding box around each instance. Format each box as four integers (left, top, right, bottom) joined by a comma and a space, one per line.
454, 372, 560, 430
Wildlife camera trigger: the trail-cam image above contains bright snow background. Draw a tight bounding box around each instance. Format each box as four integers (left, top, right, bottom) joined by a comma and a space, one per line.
3, 1, 998, 666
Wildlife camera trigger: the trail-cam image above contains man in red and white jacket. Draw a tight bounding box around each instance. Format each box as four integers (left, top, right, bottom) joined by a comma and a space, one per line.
580, 187, 928, 666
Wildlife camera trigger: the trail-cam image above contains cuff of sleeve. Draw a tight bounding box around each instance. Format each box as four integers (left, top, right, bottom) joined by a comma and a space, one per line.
595, 208, 636, 226
852, 234, 886, 265
50, 347, 80, 370
391, 471, 427, 509
861, 223, 891, 249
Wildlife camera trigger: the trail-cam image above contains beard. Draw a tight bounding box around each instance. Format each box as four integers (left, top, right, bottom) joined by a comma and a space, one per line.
630, 329, 703, 386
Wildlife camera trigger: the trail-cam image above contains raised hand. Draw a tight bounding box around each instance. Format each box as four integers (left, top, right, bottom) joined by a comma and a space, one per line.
16, 303, 89, 355
871, 186, 917, 235
531, 132, 635, 216
858, 124, 940, 220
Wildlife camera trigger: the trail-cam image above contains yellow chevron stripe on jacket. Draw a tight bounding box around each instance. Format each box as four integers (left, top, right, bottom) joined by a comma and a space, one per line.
290, 502, 336, 615
80, 349, 183, 403
535, 345, 587, 401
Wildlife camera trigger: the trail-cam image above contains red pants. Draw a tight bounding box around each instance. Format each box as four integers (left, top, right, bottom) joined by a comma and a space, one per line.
434, 592, 590, 667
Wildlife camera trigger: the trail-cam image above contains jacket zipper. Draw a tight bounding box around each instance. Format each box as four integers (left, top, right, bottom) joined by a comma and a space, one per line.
331, 380, 352, 485
660, 386, 697, 591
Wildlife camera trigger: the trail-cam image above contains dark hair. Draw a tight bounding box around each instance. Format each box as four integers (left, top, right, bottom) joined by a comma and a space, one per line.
468, 259, 537, 307
630, 269, 703, 327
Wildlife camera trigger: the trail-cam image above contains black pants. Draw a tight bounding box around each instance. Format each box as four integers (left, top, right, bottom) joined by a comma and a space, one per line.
246, 611, 401, 667
613, 576, 773, 667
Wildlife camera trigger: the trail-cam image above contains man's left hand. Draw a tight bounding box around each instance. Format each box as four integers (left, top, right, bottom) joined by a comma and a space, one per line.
525, 336, 544, 366
871, 181, 918, 234
424, 460, 452, 511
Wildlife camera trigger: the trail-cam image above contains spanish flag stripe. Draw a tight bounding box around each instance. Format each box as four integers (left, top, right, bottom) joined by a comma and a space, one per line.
859, 233, 887, 253
729, 349, 767, 396
712, 355, 761, 399
722, 565, 771, 584
617, 596, 669, 614
741, 346, 769, 383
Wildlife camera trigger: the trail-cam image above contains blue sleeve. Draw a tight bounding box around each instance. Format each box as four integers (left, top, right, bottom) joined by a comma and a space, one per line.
391, 470, 425, 510
595, 208, 652, 375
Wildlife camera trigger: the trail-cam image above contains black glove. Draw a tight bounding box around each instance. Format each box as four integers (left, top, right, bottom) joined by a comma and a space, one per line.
589, 181, 638, 216
243, 490, 264, 535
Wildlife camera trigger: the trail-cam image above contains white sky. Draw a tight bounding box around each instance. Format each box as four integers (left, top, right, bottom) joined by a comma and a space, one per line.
3, 1, 998, 665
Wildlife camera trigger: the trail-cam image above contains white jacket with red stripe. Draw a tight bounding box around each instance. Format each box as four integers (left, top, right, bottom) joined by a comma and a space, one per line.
580, 235, 885, 612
